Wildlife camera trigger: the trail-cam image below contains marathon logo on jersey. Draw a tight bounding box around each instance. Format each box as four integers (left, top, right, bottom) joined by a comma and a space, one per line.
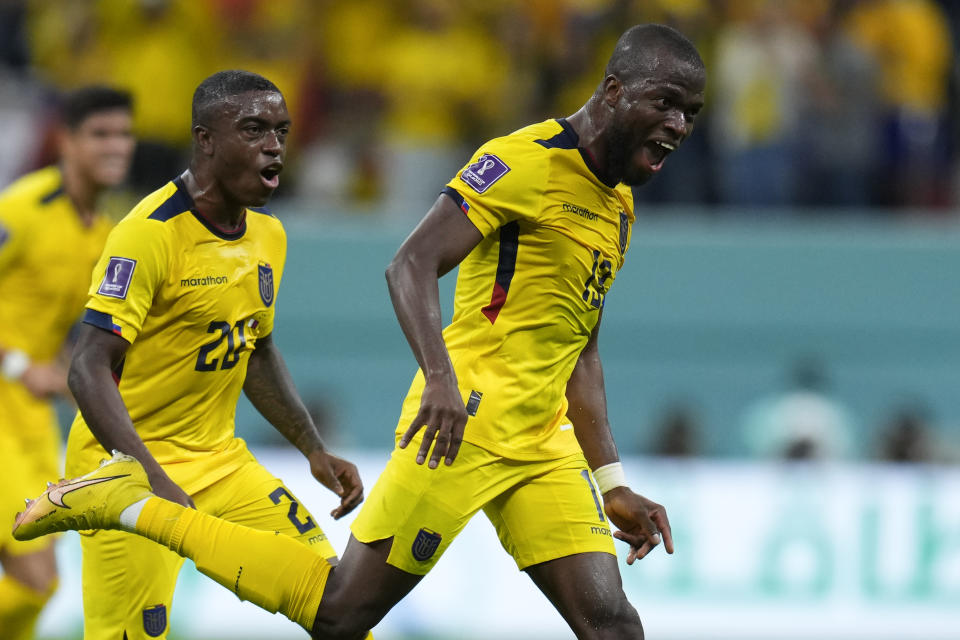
460, 153, 510, 194
142, 604, 167, 637
258, 261, 274, 307
411, 527, 442, 562
97, 257, 136, 299
562, 202, 599, 221
180, 274, 228, 287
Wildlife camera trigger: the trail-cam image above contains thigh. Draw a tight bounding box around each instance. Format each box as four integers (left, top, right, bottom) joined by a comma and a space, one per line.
525, 552, 642, 640
312, 441, 517, 637
484, 453, 616, 570
193, 458, 337, 560
80, 529, 184, 640
349, 438, 508, 575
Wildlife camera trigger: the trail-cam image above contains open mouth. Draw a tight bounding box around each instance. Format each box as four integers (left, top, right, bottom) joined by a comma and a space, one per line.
260, 164, 282, 189
641, 140, 676, 173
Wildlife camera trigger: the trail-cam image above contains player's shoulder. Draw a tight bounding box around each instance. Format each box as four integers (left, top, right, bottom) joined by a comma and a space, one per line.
107, 179, 190, 251
480, 118, 582, 173
123, 177, 193, 226
0, 166, 65, 213
483, 119, 566, 157
460, 118, 567, 188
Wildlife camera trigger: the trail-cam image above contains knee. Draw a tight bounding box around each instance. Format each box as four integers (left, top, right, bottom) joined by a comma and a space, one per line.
310, 615, 372, 640
582, 598, 644, 640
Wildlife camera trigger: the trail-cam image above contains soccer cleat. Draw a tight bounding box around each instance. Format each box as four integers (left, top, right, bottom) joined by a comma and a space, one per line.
12, 451, 154, 541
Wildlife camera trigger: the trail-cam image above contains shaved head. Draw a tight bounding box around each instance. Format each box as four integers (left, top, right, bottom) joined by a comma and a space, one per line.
605, 24, 704, 84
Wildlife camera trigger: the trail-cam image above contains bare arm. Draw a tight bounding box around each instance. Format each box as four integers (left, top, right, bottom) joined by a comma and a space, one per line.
566, 311, 674, 562
68, 323, 193, 506
386, 193, 483, 468
243, 333, 362, 519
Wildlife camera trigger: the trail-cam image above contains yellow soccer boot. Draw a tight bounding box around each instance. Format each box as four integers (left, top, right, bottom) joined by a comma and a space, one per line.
13, 451, 153, 541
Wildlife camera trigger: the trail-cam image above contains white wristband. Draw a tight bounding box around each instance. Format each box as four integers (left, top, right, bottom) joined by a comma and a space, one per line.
593, 462, 627, 495
1, 349, 30, 380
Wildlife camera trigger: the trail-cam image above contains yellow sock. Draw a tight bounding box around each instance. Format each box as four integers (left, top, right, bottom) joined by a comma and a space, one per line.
136, 497, 331, 631
0, 574, 56, 640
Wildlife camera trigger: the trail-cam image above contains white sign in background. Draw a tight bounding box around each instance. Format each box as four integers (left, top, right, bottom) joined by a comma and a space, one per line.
33, 452, 960, 639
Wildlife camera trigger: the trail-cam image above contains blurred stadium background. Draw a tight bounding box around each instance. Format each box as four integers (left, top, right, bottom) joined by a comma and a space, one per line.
2, 0, 959, 638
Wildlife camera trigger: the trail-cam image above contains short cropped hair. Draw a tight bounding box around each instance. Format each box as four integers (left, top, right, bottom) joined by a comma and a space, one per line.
606, 24, 704, 80
61, 86, 133, 129
191, 70, 281, 128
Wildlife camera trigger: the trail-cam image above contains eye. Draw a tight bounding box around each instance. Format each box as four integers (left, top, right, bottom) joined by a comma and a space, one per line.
243, 124, 262, 136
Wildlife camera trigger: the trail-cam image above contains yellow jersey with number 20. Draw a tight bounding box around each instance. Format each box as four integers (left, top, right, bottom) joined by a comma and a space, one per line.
65, 177, 286, 493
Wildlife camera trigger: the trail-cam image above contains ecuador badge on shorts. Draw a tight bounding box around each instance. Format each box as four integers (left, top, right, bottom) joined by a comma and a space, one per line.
258, 261, 274, 306
412, 527, 442, 562
142, 604, 167, 637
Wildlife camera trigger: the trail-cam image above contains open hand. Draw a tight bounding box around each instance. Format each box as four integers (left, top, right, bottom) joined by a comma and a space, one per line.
399, 378, 467, 468
603, 486, 673, 564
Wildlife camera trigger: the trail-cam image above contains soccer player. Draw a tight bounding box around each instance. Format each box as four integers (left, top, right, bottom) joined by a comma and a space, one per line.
56, 70, 363, 639
16, 24, 705, 639
0, 86, 134, 640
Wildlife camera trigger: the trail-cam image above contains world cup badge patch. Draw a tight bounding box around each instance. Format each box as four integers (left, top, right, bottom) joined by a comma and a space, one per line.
97, 257, 136, 299
142, 604, 167, 637
460, 153, 510, 194
412, 527, 442, 562
258, 261, 274, 307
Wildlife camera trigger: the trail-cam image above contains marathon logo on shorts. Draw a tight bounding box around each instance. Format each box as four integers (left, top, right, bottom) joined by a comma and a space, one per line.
460, 153, 510, 194
97, 257, 136, 299
411, 527, 442, 562
142, 604, 167, 637
258, 261, 274, 307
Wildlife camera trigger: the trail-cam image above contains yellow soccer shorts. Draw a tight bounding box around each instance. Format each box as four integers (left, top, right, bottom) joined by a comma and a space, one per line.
351, 437, 616, 575
80, 456, 337, 640
0, 380, 61, 556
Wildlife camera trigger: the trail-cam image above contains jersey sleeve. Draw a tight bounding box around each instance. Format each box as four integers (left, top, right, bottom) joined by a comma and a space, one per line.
82, 217, 170, 343
442, 136, 548, 237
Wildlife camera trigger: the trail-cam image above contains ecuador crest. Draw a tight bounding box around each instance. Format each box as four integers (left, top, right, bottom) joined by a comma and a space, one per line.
258, 261, 274, 306
142, 604, 167, 637
411, 527, 442, 562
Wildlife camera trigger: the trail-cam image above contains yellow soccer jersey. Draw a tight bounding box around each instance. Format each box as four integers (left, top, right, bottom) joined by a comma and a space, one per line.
65, 177, 286, 492
0, 166, 112, 362
397, 118, 635, 460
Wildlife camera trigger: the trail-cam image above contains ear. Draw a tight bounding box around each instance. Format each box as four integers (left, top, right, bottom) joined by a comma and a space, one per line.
193, 125, 215, 156
602, 75, 622, 109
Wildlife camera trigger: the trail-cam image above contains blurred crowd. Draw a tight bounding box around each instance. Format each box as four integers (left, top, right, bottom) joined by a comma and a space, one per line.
0, 0, 958, 217
642, 357, 957, 464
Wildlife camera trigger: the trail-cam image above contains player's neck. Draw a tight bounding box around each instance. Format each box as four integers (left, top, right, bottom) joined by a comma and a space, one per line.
566, 106, 614, 186
179, 169, 246, 231
60, 162, 101, 226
